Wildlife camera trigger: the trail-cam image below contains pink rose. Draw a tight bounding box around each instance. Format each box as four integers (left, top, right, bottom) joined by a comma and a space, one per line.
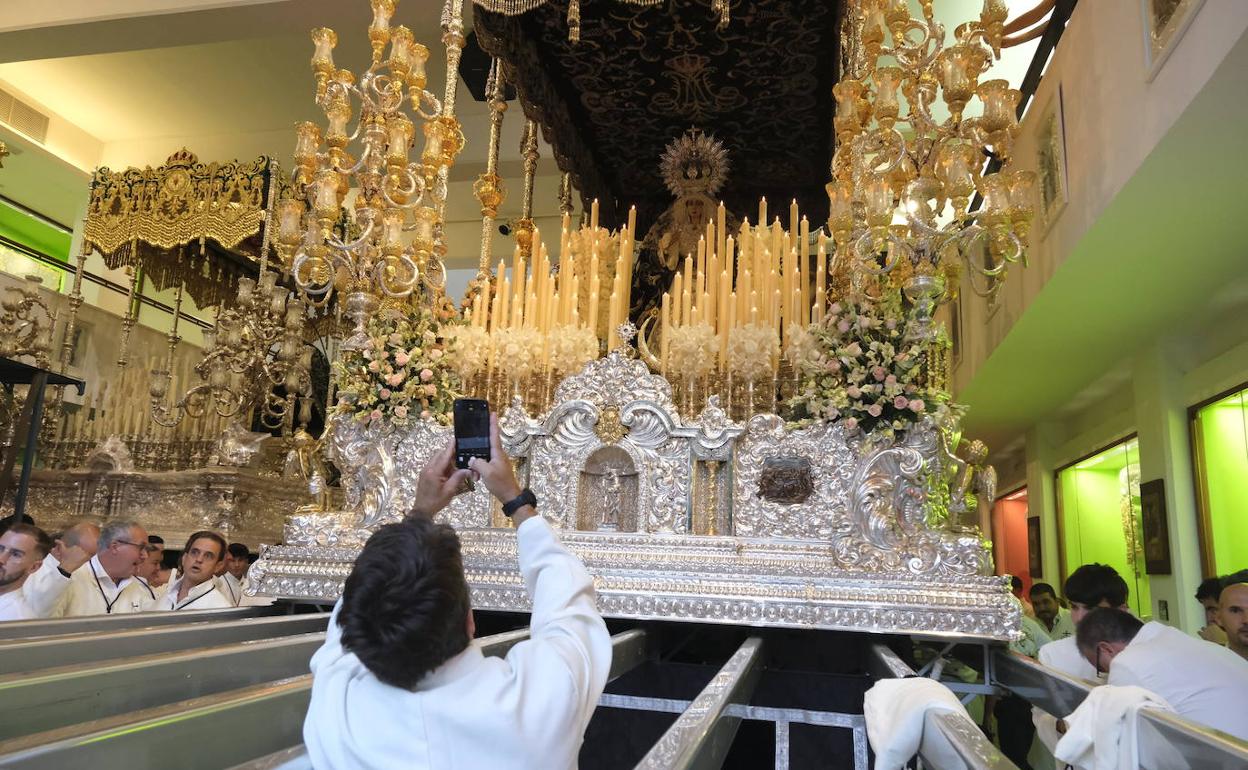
420, 368, 434, 382
858, 316, 871, 328
429, 349, 444, 361
389, 333, 403, 345
369, 409, 382, 421
872, 366, 886, 381
394, 352, 410, 366
844, 417, 858, 431
894, 395, 909, 409
824, 360, 841, 372
846, 342, 862, 356
908, 399, 925, 412
885, 319, 897, 330
368, 360, 381, 372
867, 404, 883, 417
379, 388, 391, 400
378, 350, 389, 360
420, 409, 431, 419
884, 374, 897, 386
837, 320, 851, 333
895, 352, 910, 363
386, 373, 404, 387
847, 385, 862, 398
829, 302, 842, 314
424, 384, 437, 396
393, 405, 409, 418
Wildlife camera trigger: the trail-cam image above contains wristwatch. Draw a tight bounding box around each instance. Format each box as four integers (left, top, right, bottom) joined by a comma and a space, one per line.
502, 488, 537, 517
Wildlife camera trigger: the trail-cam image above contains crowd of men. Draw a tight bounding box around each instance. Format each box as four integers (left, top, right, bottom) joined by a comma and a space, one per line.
996, 565, 1248, 769
0, 515, 262, 621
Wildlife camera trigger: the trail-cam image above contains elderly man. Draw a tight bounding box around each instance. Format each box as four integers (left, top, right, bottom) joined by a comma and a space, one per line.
1218, 582, 1248, 661
152, 531, 234, 611
40, 520, 156, 616
22, 521, 99, 618
1077, 607, 1248, 741
0, 524, 53, 621
303, 416, 611, 770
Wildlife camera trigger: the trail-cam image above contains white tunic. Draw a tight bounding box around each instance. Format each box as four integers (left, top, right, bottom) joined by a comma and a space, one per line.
151, 576, 235, 611
1109, 621, 1248, 740
1033, 635, 1102, 754
219, 572, 246, 606
0, 590, 34, 621
21, 552, 68, 618
303, 516, 611, 770
39, 555, 157, 617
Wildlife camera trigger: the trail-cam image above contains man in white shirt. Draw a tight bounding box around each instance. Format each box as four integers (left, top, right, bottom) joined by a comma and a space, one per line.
41, 520, 156, 616
135, 535, 164, 584
1077, 607, 1248, 741
303, 415, 611, 770
1032, 563, 1130, 759
152, 531, 235, 611
1218, 582, 1248, 662
1029, 582, 1075, 640
219, 542, 251, 606
0, 524, 53, 621
22, 521, 99, 617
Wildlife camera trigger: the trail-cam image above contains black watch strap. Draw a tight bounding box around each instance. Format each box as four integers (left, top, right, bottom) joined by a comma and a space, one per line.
502, 488, 537, 517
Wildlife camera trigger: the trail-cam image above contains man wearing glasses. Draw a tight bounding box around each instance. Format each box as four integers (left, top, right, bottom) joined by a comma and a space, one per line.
41, 520, 157, 616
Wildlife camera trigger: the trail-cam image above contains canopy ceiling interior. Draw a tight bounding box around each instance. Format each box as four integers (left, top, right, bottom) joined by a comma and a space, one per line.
473, 0, 846, 233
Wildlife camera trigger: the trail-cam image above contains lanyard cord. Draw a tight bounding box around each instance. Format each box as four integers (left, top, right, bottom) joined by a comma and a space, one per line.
89, 561, 125, 614
177, 583, 215, 610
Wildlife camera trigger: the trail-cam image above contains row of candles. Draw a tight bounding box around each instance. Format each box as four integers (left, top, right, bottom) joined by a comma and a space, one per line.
658, 197, 834, 381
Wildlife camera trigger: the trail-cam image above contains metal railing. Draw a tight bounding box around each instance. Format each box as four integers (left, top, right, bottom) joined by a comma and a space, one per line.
0, 613, 328, 674
869, 644, 1019, 770
991, 647, 1248, 769
0, 605, 283, 642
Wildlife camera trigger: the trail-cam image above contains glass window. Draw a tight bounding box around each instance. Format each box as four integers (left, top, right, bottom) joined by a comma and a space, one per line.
1056, 438, 1150, 616
1191, 387, 1248, 576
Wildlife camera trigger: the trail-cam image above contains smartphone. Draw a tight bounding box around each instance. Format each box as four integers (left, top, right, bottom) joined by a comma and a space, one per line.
453, 398, 491, 469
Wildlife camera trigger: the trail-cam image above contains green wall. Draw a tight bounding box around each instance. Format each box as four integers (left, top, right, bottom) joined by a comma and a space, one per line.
1058, 443, 1151, 616
0, 199, 70, 262
1194, 391, 1248, 575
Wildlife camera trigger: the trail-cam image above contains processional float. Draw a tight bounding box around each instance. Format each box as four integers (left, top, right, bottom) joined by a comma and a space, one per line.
246, 0, 1034, 642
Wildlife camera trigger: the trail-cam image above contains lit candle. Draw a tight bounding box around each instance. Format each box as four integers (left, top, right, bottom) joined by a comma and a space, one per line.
758, 197, 767, 229
789, 199, 799, 244
590, 198, 600, 232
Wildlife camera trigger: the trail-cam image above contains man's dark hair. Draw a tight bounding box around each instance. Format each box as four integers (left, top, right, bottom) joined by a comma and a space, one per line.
1222, 569, 1248, 593
1010, 575, 1023, 592
4, 523, 52, 560
147, 535, 165, 546
0, 514, 36, 535
338, 518, 471, 690
1196, 576, 1224, 602
1064, 563, 1129, 608
1076, 607, 1143, 656
181, 530, 226, 560
227, 542, 250, 560
1029, 581, 1058, 600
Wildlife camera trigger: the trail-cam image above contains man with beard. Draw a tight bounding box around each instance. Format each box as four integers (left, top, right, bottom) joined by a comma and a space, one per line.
1217, 582, 1248, 662
151, 531, 234, 611
0, 524, 53, 621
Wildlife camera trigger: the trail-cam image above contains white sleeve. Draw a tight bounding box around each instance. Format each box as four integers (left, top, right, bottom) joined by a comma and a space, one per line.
22, 559, 74, 618
509, 516, 611, 725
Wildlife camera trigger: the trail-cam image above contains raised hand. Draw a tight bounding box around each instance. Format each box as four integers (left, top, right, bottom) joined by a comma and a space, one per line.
408, 442, 474, 520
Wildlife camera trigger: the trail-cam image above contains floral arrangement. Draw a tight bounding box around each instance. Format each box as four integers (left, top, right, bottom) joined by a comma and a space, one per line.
668, 323, 718, 378
491, 326, 543, 379
549, 325, 599, 374
787, 293, 935, 439
441, 324, 490, 379
728, 324, 779, 383
332, 307, 461, 427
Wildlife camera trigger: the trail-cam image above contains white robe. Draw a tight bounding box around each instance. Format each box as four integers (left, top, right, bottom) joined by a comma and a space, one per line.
38, 554, 157, 617
21, 552, 68, 618
151, 575, 235, 611
303, 516, 611, 770
219, 572, 247, 606
0, 589, 34, 621
1107, 621, 1248, 741
1034, 635, 1102, 756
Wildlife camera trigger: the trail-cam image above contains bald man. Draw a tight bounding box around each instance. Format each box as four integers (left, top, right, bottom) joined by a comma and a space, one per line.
1219, 583, 1248, 662
22, 521, 99, 618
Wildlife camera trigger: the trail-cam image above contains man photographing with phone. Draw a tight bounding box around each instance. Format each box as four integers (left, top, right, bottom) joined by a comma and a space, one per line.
302, 414, 612, 769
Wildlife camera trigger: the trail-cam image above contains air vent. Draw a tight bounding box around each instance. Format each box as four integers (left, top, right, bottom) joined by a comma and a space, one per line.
0, 87, 49, 144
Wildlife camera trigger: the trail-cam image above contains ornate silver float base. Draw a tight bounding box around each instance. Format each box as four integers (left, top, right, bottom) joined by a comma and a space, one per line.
251, 526, 1017, 640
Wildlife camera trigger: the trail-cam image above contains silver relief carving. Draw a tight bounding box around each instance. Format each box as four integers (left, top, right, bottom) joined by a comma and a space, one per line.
254, 350, 1018, 641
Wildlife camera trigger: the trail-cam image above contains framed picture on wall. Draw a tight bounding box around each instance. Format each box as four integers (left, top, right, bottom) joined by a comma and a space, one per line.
1027, 517, 1043, 578
1140, 478, 1172, 574
1036, 85, 1068, 236
1141, 0, 1206, 81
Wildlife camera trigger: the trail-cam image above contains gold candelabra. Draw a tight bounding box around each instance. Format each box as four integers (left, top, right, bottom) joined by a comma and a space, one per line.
0, 275, 55, 366
829, 0, 1036, 320
277, 0, 465, 349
